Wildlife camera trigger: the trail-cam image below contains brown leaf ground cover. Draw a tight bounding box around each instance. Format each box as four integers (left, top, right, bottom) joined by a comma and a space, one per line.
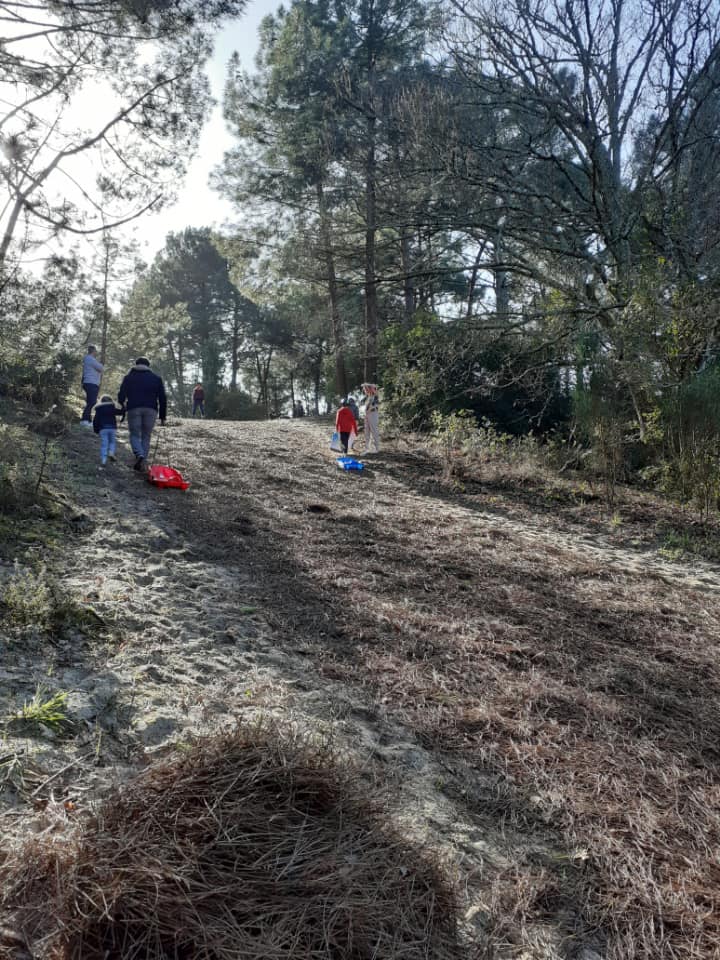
2, 414, 720, 959
4, 725, 458, 960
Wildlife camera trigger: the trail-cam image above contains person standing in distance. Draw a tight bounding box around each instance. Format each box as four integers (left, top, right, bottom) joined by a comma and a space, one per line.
80, 345, 104, 426
118, 357, 167, 471
192, 383, 205, 417
361, 383, 380, 454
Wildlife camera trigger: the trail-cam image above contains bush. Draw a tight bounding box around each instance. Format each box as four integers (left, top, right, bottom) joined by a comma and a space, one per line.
0, 423, 42, 514
0, 416, 67, 514
381, 314, 571, 437
212, 388, 267, 420
0, 349, 77, 409
431, 409, 540, 482
0, 564, 104, 638
431, 409, 477, 480
572, 365, 635, 505
661, 365, 720, 515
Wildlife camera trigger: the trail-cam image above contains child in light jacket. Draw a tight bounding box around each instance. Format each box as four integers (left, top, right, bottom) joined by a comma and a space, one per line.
93, 395, 125, 466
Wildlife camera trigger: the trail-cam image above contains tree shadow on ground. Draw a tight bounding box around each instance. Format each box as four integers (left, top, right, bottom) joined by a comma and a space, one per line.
47, 419, 720, 959
379, 446, 720, 565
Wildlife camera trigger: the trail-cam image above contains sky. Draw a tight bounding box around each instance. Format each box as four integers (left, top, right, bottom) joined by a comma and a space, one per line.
135, 0, 281, 260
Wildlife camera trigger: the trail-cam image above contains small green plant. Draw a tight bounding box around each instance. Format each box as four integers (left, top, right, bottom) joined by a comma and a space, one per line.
16, 687, 71, 734
431, 409, 477, 481
1, 564, 105, 637
658, 530, 694, 561
1, 564, 52, 628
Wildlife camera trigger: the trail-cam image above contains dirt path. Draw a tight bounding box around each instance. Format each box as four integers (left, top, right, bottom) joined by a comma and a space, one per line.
3, 416, 720, 959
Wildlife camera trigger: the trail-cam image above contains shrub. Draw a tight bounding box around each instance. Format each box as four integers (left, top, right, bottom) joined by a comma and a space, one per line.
16, 687, 71, 735
660, 364, 720, 515
431, 409, 477, 480
0, 349, 77, 409
0, 417, 67, 514
1, 565, 52, 628
1, 564, 105, 638
212, 388, 267, 420
381, 313, 572, 437
431, 410, 540, 482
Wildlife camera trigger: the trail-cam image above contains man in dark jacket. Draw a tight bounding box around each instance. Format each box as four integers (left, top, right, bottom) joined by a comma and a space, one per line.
118, 357, 167, 471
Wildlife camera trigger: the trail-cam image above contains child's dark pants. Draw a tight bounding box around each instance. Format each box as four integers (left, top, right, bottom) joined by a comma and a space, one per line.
340, 431, 350, 453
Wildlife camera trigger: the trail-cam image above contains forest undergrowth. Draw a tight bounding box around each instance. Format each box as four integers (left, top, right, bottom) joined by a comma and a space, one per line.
0, 408, 719, 960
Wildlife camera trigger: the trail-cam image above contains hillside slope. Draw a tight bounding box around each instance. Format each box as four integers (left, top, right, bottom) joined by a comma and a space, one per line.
2, 416, 720, 959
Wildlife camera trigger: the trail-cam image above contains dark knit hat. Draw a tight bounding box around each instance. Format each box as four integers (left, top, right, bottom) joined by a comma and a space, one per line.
135, 357, 150, 367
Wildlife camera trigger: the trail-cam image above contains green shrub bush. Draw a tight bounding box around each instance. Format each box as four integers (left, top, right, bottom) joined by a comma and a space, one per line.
661, 365, 720, 515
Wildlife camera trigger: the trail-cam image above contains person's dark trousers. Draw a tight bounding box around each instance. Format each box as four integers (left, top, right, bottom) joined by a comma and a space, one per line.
192, 401, 205, 417
340, 431, 350, 453
81, 382, 99, 422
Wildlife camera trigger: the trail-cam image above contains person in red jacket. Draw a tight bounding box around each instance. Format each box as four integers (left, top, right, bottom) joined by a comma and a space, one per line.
335, 398, 357, 454
192, 383, 205, 417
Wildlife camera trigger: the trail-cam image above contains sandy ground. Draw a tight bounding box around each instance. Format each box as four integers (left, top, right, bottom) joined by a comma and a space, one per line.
2, 416, 720, 959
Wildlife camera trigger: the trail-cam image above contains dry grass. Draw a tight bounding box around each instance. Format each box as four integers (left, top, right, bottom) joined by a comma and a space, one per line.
160, 421, 720, 959
6, 416, 719, 959
1, 723, 459, 960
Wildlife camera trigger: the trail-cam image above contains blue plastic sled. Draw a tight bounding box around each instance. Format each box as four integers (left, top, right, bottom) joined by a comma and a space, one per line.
336, 456, 364, 472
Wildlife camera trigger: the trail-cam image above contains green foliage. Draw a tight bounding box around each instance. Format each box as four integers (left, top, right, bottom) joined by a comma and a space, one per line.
431, 409, 477, 479
1, 566, 53, 628
382, 314, 476, 429
0, 421, 64, 515
0, 263, 81, 409
463, 420, 537, 466
0, 350, 77, 409
212, 389, 267, 421
15, 688, 71, 735
657, 525, 720, 563
660, 365, 720, 516
431, 409, 539, 482
382, 312, 571, 440
1, 563, 105, 637
573, 365, 635, 505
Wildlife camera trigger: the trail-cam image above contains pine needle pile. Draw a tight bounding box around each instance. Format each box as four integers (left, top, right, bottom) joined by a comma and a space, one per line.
1, 725, 460, 960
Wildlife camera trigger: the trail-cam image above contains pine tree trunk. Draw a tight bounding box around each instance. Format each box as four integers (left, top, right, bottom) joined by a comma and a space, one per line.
100, 235, 111, 364
316, 181, 347, 396
400, 230, 415, 325
494, 227, 509, 322
364, 120, 378, 382
230, 290, 242, 391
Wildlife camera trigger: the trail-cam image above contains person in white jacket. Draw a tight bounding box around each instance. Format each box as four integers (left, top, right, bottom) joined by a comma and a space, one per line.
81, 345, 104, 426
361, 383, 380, 453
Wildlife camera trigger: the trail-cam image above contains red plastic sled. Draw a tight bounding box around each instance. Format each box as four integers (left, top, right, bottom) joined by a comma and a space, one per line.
147, 465, 190, 490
